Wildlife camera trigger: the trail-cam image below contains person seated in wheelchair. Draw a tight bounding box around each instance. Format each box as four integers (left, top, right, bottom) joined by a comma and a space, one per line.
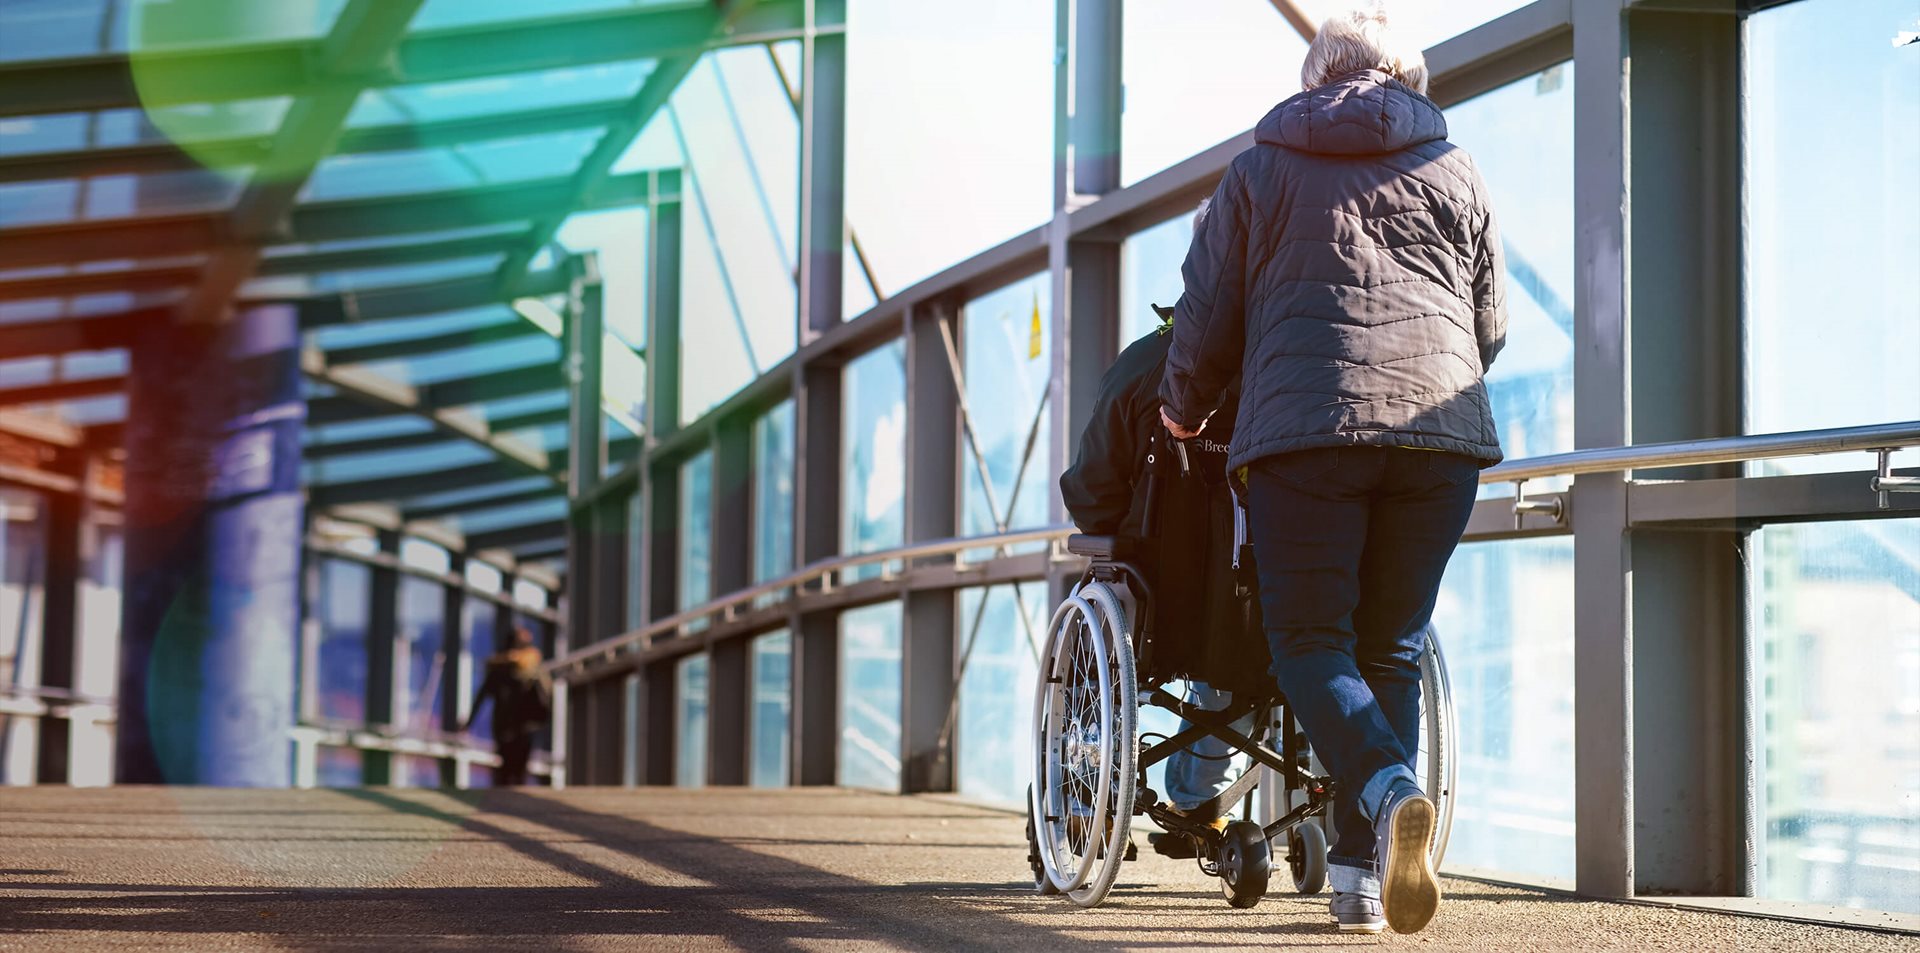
1059, 295, 1260, 861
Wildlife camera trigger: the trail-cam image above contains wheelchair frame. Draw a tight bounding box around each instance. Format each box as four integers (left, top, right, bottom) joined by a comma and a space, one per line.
1027, 439, 1458, 910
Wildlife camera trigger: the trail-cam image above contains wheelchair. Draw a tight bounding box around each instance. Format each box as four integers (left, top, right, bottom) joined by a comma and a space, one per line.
1026, 433, 1459, 909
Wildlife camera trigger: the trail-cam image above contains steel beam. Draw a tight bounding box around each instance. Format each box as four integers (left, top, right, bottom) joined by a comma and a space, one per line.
564, 256, 606, 499
404, 485, 561, 523
467, 519, 567, 552
797, 0, 848, 340
1623, 4, 1744, 896
0, 268, 197, 303
309, 460, 532, 508
1570, 0, 1635, 899
0, 376, 124, 409
900, 298, 961, 792
322, 320, 538, 367
0, 309, 159, 360
258, 233, 528, 279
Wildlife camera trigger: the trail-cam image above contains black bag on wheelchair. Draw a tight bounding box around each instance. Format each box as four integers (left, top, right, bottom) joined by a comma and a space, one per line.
1130, 405, 1275, 699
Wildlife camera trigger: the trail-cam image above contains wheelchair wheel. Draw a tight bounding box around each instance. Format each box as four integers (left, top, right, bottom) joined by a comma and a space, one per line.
1030, 581, 1136, 908
1287, 817, 1328, 895
1218, 820, 1272, 908
1419, 627, 1459, 867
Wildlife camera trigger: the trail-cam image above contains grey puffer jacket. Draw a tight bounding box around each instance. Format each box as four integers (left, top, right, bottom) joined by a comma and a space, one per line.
1160, 69, 1507, 470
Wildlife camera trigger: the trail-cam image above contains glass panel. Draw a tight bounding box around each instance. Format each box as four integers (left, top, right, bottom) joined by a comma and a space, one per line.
462, 594, 497, 743
315, 558, 370, 724
678, 450, 713, 626
838, 601, 901, 791
1756, 518, 1920, 915
556, 207, 649, 349
312, 305, 514, 352
1445, 64, 1576, 493
1121, 0, 1308, 185
956, 583, 1046, 806
843, 342, 905, 581
626, 489, 647, 631
843, 0, 1052, 318
302, 256, 504, 296
412, 0, 701, 32
962, 275, 1052, 551
750, 629, 792, 788
602, 339, 647, 435
672, 45, 801, 424
302, 129, 602, 201
1120, 211, 1193, 345
124, 0, 348, 50
0, 490, 47, 783
1745, 0, 1919, 476
398, 575, 446, 734
675, 652, 709, 787
753, 401, 795, 589
315, 745, 363, 787
344, 61, 656, 128
1431, 536, 1576, 884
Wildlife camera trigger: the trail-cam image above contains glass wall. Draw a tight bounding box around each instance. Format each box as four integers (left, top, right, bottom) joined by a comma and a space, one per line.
962, 275, 1052, 544
842, 342, 906, 579
462, 590, 497, 744
750, 629, 792, 788
1120, 211, 1192, 345
397, 573, 446, 734
838, 601, 902, 791
679, 450, 713, 628
843, 0, 1052, 317
956, 584, 1045, 806
1756, 518, 1920, 914
1431, 536, 1577, 884
675, 652, 709, 788
0, 489, 45, 785
1121, 0, 1307, 186
1745, 0, 1919, 476
315, 558, 371, 724
1444, 64, 1577, 492
753, 401, 796, 588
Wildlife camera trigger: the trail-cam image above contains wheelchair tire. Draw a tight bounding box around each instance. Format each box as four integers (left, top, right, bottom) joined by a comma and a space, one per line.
1218, 820, 1272, 909
1420, 627, 1459, 868
1030, 581, 1137, 908
1288, 818, 1328, 895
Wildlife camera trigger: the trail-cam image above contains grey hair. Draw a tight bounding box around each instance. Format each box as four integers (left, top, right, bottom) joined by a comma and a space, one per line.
1300, 2, 1429, 94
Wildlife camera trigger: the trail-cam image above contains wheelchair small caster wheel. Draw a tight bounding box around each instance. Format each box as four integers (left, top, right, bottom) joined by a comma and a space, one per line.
1288, 819, 1328, 895
1218, 820, 1272, 909
1025, 788, 1060, 896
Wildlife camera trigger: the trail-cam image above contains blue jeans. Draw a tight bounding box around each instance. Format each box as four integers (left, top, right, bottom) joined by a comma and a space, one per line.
1164, 680, 1254, 812
1244, 447, 1478, 880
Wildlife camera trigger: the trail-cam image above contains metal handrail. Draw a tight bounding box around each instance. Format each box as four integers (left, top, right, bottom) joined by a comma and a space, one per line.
551, 420, 1920, 676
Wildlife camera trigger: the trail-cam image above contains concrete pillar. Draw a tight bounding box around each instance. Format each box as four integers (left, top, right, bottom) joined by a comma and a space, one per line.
118, 304, 305, 786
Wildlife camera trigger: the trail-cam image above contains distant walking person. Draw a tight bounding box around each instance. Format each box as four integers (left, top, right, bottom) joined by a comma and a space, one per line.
464, 626, 553, 787
1160, 2, 1506, 936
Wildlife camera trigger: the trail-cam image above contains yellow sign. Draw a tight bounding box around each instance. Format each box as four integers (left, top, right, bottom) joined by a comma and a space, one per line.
1028, 293, 1043, 360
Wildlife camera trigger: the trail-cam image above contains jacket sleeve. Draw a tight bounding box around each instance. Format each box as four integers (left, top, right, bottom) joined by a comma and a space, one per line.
1160, 159, 1252, 431
1060, 352, 1145, 535
1468, 164, 1507, 372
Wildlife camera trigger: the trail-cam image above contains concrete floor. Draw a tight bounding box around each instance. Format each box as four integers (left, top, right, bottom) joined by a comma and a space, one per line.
0, 786, 1912, 952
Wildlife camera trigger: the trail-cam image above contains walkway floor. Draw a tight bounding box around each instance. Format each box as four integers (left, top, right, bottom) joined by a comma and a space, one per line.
0, 786, 1911, 951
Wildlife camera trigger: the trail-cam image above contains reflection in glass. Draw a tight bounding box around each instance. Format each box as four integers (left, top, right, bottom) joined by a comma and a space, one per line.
1757, 519, 1920, 915
1444, 65, 1575, 494
963, 275, 1052, 547
956, 584, 1045, 805
754, 401, 796, 588
679, 450, 713, 628
316, 746, 362, 788
1746, 0, 1919, 476
0, 490, 46, 784
843, 0, 1052, 318
676, 653, 709, 787
839, 601, 902, 791
1430, 536, 1576, 884
463, 594, 497, 744
843, 343, 906, 581
750, 629, 793, 788
398, 575, 446, 734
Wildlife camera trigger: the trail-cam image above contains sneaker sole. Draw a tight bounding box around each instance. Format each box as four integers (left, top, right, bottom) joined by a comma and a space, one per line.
1338, 921, 1387, 935
1381, 795, 1441, 934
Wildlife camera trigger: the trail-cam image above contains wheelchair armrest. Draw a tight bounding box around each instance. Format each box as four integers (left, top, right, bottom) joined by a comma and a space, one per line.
1067, 534, 1135, 559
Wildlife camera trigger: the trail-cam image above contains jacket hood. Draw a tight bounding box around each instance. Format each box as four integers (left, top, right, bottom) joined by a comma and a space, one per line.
1256, 69, 1448, 156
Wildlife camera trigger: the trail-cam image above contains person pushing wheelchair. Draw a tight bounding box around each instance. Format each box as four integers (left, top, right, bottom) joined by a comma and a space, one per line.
1156, 2, 1506, 935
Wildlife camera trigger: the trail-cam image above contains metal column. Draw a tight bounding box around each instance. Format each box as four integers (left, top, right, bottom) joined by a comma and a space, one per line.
117, 303, 305, 787
363, 529, 401, 785
792, 360, 843, 785
902, 298, 962, 793
708, 418, 753, 785
797, 0, 848, 342
441, 553, 468, 787
1624, 3, 1745, 896
34, 452, 85, 784
1570, 0, 1635, 899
